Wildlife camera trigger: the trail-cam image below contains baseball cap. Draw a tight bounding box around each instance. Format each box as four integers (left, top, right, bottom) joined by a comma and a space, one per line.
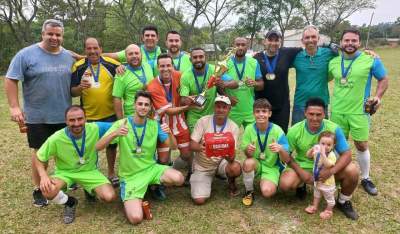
214, 95, 231, 105
265, 30, 282, 39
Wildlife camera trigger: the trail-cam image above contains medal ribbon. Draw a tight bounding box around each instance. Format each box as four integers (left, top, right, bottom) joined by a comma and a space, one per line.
341, 52, 361, 81
128, 117, 147, 149
65, 127, 86, 161
142, 45, 159, 70
256, 122, 272, 154
313, 152, 323, 181
192, 64, 209, 94
173, 52, 183, 70
262, 52, 279, 74
88, 57, 102, 83
212, 115, 227, 133
126, 65, 147, 85
158, 76, 173, 102
232, 56, 246, 81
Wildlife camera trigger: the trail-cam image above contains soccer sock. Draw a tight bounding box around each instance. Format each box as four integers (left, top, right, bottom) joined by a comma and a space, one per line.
356, 149, 370, 180
243, 170, 255, 192
338, 193, 352, 204
65, 196, 77, 207
51, 191, 69, 205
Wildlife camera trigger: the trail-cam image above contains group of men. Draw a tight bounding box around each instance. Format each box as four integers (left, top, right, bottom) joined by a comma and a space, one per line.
4, 18, 388, 224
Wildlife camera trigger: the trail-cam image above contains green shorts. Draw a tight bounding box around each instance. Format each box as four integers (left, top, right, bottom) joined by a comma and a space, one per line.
331, 113, 370, 141
53, 169, 110, 195
120, 164, 169, 201
255, 160, 281, 186
283, 157, 313, 173
229, 112, 255, 129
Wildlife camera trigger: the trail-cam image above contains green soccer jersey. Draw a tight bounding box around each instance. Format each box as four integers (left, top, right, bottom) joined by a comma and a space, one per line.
225, 56, 261, 126
117, 45, 162, 75
112, 63, 153, 117
172, 52, 192, 73
37, 122, 110, 173
106, 117, 167, 179
287, 119, 349, 170
240, 123, 289, 168
328, 52, 387, 114
180, 64, 217, 130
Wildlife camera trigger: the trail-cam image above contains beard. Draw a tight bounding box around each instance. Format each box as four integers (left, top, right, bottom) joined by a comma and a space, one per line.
342, 45, 358, 54
193, 61, 205, 70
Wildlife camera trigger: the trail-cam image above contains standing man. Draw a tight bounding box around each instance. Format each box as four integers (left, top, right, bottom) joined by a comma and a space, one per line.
225, 37, 264, 128
180, 47, 236, 131
71, 37, 121, 186
328, 28, 389, 196
96, 91, 184, 225
291, 25, 336, 124
35, 105, 117, 224
165, 30, 192, 73
105, 26, 164, 75
112, 44, 154, 119
254, 30, 301, 133
4, 19, 75, 207
279, 98, 360, 220
189, 95, 242, 205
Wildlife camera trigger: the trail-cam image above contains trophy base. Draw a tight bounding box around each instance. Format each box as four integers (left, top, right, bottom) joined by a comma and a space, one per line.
194, 94, 206, 107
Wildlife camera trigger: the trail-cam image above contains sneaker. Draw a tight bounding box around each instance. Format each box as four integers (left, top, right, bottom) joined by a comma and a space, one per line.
336, 200, 359, 220
84, 190, 96, 203
361, 178, 378, 196
242, 191, 254, 206
32, 188, 48, 207
151, 185, 166, 201
63, 197, 78, 224
296, 184, 307, 200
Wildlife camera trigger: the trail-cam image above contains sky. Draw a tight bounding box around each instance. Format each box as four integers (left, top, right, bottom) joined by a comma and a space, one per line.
348, 0, 399, 25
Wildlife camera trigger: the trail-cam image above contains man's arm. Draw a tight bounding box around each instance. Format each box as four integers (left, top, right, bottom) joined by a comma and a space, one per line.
102, 52, 120, 61
190, 140, 204, 153
71, 80, 91, 97
318, 150, 351, 182
4, 78, 25, 123
180, 96, 195, 106
286, 157, 314, 184
113, 97, 124, 119
96, 119, 128, 151
34, 155, 54, 194
375, 77, 389, 101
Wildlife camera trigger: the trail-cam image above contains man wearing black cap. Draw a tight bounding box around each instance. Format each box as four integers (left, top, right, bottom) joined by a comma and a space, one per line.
254, 30, 301, 133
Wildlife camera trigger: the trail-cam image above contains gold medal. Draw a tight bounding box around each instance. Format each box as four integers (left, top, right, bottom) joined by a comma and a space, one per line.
136, 147, 142, 154
79, 158, 85, 164
259, 152, 265, 160
266, 73, 275, 80
340, 77, 347, 85
238, 80, 244, 86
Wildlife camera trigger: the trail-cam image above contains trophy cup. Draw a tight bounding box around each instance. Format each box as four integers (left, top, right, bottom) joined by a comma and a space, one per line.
194, 48, 237, 107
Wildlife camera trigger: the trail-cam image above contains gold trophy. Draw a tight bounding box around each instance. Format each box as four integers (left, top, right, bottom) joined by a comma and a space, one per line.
194, 48, 237, 107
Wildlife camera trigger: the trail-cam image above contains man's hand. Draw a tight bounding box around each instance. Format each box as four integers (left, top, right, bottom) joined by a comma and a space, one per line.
161, 123, 171, 134
364, 49, 380, 58
200, 140, 206, 155
10, 106, 25, 123
116, 65, 126, 75
365, 96, 381, 115
245, 77, 256, 87
268, 139, 282, 153
40, 175, 55, 194
79, 79, 91, 90
215, 76, 225, 89
115, 119, 129, 136
228, 95, 238, 106
246, 142, 256, 158
318, 167, 334, 182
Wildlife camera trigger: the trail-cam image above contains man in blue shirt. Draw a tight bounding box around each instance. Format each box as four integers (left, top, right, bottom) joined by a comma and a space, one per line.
4, 19, 75, 207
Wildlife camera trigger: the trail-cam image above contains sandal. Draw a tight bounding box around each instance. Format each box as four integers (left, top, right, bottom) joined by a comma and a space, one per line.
305, 205, 317, 214
320, 209, 333, 220
108, 176, 120, 188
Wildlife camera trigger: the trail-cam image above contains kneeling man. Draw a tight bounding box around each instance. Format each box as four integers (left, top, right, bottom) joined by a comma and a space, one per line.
35, 105, 117, 224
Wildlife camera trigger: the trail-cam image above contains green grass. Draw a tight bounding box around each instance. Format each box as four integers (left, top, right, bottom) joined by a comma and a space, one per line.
0, 47, 399, 233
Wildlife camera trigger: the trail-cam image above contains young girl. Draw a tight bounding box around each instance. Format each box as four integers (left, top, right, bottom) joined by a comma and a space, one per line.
305, 131, 337, 219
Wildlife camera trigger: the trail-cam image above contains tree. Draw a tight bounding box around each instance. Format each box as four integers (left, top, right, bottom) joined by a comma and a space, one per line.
299, 0, 329, 26
269, 0, 301, 41
234, 0, 273, 49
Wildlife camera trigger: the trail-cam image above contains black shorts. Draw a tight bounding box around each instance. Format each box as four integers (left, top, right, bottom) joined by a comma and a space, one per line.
26, 123, 66, 149
87, 115, 117, 149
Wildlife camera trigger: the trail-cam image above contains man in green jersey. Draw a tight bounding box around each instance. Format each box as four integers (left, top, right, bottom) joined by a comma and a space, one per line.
180, 47, 236, 131
165, 30, 192, 73
35, 105, 117, 224
225, 37, 263, 128
241, 98, 290, 206
96, 91, 184, 225
112, 44, 153, 118
279, 98, 360, 220
105, 25, 164, 75
328, 28, 389, 196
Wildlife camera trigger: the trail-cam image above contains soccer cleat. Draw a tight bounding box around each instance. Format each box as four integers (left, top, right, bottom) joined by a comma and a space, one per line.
361, 178, 378, 196
32, 188, 48, 207
151, 185, 167, 201
336, 200, 359, 220
63, 197, 78, 224
295, 184, 307, 200
242, 191, 254, 206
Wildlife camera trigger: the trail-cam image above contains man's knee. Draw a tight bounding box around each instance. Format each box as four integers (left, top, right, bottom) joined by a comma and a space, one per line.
126, 212, 143, 225
193, 197, 207, 205
337, 162, 359, 182
242, 158, 256, 172
261, 186, 276, 198
226, 161, 241, 178
279, 172, 298, 192
99, 191, 117, 203
163, 169, 184, 186
354, 141, 368, 151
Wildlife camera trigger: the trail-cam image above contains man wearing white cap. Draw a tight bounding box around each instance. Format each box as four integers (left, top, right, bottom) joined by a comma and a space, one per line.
189, 95, 241, 205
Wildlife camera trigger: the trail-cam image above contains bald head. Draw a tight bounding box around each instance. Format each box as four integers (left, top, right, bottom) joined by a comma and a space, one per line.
125, 44, 142, 67
234, 37, 248, 58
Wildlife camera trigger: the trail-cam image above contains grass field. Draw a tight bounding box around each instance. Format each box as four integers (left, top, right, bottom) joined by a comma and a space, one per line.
0, 47, 399, 233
